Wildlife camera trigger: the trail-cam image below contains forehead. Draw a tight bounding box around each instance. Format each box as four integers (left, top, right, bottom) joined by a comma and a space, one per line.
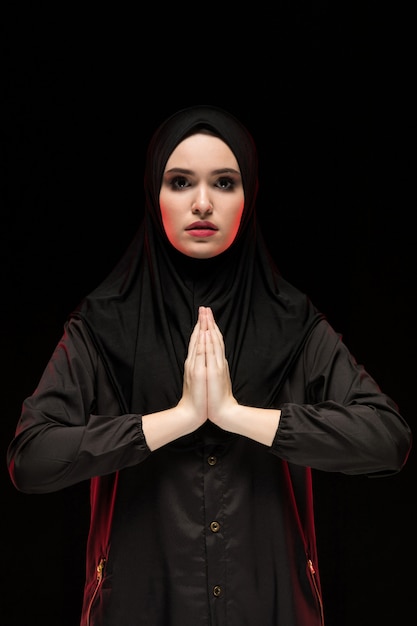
165, 133, 239, 171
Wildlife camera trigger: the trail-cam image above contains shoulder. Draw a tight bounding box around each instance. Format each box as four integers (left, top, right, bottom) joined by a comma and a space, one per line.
52, 316, 100, 367
307, 317, 342, 344
303, 318, 351, 368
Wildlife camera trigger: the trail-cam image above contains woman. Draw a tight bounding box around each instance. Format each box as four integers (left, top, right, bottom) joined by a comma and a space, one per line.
7, 105, 412, 625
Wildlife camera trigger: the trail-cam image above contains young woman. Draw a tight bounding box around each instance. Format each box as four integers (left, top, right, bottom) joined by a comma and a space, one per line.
7, 105, 412, 626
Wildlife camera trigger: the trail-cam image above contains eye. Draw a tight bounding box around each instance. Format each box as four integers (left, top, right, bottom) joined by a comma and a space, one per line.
170, 175, 190, 190
216, 177, 236, 190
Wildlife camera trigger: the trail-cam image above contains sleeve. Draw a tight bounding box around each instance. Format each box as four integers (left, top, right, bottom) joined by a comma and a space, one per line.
7, 318, 151, 494
271, 320, 412, 476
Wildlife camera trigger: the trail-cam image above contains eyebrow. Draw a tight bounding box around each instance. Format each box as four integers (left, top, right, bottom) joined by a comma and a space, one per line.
164, 167, 241, 176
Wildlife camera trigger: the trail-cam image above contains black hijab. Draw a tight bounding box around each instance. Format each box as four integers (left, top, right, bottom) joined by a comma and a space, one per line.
72, 105, 324, 417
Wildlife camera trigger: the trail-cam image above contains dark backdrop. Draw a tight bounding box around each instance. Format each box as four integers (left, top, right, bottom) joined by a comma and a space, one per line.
1, 4, 415, 625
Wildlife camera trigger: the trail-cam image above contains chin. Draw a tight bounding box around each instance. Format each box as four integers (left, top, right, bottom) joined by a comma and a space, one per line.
181, 244, 225, 260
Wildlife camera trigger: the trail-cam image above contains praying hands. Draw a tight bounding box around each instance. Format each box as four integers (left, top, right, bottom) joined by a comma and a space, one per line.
143, 306, 280, 450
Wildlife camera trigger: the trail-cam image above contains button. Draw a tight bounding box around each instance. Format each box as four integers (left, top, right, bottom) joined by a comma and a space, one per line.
207, 455, 217, 466
213, 585, 222, 597
210, 521, 220, 533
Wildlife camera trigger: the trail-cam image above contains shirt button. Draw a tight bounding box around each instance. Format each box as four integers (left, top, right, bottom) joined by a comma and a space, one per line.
213, 585, 222, 597
207, 455, 217, 466
210, 521, 220, 533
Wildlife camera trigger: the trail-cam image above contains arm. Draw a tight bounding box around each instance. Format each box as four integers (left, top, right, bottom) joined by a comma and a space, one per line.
8, 309, 215, 491
271, 321, 412, 475
202, 307, 412, 476
7, 319, 151, 494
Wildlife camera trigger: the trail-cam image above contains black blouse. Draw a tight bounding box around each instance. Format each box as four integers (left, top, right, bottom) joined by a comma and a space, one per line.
8, 316, 411, 625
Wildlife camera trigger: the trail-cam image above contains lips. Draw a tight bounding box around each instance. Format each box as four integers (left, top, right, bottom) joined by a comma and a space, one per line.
185, 221, 218, 231
185, 221, 219, 238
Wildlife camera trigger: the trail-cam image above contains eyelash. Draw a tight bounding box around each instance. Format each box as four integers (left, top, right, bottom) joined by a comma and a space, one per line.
168, 176, 236, 191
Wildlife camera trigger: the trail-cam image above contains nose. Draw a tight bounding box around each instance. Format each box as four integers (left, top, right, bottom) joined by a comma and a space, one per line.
191, 187, 213, 215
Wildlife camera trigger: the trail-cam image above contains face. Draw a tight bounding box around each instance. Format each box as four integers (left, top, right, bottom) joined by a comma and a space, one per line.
159, 133, 244, 258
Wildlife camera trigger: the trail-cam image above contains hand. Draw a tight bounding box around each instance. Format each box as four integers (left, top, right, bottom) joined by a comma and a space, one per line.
199, 307, 280, 446
201, 306, 239, 428
177, 310, 209, 429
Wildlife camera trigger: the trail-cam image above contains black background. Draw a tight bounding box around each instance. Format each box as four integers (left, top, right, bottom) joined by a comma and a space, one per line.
1, 3, 415, 625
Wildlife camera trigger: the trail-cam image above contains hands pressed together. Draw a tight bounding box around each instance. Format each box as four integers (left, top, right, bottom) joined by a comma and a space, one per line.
142, 307, 280, 451
179, 306, 238, 431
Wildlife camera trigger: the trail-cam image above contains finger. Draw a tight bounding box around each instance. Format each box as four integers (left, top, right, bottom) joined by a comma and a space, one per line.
186, 320, 201, 368
206, 311, 225, 365
204, 329, 214, 357
210, 313, 224, 346
196, 328, 206, 361
198, 306, 208, 332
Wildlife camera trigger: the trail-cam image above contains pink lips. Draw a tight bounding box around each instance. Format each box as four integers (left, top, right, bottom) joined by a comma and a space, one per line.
185, 221, 218, 238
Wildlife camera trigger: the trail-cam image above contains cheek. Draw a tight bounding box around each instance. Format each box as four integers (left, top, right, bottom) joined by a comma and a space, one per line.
227, 200, 245, 238
159, 194, 176, 239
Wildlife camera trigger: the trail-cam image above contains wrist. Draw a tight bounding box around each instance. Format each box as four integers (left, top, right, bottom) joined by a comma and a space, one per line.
220, 404, 281, 447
